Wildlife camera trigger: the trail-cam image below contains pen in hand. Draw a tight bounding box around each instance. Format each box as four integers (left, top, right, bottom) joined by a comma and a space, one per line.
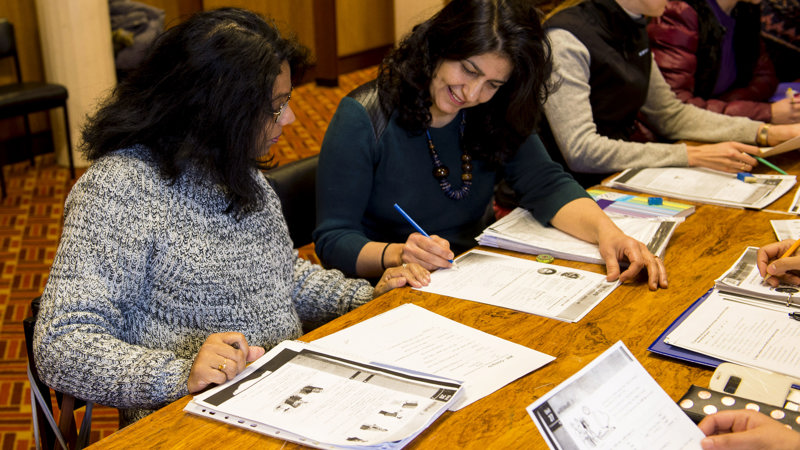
393, 203, 456, 266
764, 239, 800, 282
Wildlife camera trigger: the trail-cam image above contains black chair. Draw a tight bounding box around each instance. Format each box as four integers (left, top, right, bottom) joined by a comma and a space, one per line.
0, 18, 75, 198
24, 296, 93, 450
264, 155, 319, 248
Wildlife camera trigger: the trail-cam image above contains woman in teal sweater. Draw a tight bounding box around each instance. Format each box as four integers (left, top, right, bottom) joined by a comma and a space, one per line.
314, 0, 668, 290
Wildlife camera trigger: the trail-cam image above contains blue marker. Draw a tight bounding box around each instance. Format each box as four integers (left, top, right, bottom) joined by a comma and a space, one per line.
393, 203, 455, 265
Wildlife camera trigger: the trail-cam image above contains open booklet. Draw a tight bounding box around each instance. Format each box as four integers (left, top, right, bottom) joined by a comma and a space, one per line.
185, 340, 462, 450
476, 207, 680, 264
415, 249, 619, 322
526, 341, 704, 450
771, 219, 800, 241
658, 247, 800, 379
603, 167, 795, 209
759, 134, 800, 158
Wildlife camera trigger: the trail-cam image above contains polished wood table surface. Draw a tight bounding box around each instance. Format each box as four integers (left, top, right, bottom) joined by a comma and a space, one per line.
89, 153, 800, 449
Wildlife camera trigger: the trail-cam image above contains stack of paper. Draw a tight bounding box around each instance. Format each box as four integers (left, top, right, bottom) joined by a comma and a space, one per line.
587, 188, 695, 219
603, 167, 795, 209
186, 340, 462, 449
476, 207, 680, 264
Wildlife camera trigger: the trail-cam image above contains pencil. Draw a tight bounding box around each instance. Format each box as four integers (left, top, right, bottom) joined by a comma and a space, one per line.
755, 156, 788, 175
393, 203, 455, 264
764, 238, 800, 281
789, 87, 797, 105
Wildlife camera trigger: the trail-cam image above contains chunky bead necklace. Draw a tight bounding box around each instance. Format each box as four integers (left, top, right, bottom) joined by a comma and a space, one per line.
425, 112, 472, 200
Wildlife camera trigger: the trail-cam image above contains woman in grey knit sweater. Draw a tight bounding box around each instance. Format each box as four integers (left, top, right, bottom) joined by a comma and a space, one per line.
32, 8, 424, 426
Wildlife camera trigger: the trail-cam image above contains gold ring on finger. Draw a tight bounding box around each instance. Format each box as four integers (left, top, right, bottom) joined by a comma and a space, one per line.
218, 360, 227, 371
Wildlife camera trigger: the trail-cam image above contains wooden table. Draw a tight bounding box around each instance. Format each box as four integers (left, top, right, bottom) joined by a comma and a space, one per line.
89, 153, 800, 449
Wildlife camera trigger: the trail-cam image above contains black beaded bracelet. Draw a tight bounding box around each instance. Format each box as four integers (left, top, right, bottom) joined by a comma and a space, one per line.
380, 243, 391, 270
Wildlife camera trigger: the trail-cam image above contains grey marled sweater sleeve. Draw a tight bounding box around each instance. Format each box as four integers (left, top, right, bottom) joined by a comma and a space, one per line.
544, 28, 761, 174
33, 147, 372, 425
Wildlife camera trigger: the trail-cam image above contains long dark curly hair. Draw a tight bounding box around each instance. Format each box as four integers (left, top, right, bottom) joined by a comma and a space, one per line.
81, 8, 310, 212
378, 0, 553, 167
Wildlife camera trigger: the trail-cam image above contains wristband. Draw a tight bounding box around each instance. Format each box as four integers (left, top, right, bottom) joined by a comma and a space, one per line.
757, 124, 771, 147
380, 243, 391, 270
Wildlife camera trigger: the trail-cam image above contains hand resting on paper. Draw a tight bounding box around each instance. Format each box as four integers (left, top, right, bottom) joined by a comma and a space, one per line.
698, 409, 800, 450
552, 198, 668, 290
757, 239, 800, 287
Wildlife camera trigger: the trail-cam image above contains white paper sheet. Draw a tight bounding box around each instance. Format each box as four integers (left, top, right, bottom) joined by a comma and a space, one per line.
604, 167, 795, 209
415, 250, 619, 322
312, 303, 554, 410
771, 219, 800, 241
715, 246, 800, 305
527, 341, 704, 450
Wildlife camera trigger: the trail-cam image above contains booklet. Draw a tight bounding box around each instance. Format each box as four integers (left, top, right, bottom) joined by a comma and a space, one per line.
185, 340, 462, 449
658, 247, 800, 379
312, 303, 554, 411
476, 207, 680, 264
759, 134, 800, 158
603, 167, 795, 209
526, 341, 704, 450
415, 249, 619, 322
587, 188, 695, 219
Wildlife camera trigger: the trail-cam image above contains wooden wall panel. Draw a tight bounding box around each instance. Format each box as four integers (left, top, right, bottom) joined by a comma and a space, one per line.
336, 0, 393, 57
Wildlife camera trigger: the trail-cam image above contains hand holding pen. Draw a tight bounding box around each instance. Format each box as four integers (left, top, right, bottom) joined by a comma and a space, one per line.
758, 239, 800, 286
393, 203, 457, 270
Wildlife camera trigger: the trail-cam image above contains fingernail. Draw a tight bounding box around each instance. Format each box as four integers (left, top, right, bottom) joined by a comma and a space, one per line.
768, 263, 777, 274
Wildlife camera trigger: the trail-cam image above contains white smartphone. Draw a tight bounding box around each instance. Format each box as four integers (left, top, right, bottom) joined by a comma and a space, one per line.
709, 363, 799, 408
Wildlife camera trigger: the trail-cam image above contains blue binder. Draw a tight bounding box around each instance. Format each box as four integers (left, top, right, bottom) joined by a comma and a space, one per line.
648, 288, 725, 368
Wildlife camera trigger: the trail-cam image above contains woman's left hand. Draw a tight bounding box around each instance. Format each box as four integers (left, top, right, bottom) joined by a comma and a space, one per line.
598, 227, 668, 290
373, 263, 431, 298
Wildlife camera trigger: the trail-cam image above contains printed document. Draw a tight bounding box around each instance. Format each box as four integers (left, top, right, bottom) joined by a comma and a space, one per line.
715, 246, 800, 306
416, 249, 619, 322
313, 303, 554, 410
527, 341, 704, 450
771, 219, 800, 241
603, 167, 795, 209
476, 207, 679, 264
185, 340, 461, 449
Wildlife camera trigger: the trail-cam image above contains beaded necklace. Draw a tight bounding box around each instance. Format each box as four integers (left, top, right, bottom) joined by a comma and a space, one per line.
425, 111, 472, 200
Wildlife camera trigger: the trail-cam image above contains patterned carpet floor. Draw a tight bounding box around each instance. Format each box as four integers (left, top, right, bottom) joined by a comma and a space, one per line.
0, 66, 377, 449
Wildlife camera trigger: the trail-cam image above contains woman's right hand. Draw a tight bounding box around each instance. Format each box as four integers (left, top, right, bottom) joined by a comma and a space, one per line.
770, 97, 800, 124
686, 142, 759, 173
187, 332, 265, 393
401, 232, 456, 271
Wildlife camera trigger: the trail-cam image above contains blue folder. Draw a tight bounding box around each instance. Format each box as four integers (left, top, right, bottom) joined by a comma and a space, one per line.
648, 288, 725, 368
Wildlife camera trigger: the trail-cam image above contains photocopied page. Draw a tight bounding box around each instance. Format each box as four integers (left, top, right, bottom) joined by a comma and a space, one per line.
476, 207, 679, 263
771, 219, 800, 241
415, 249, 619, 322
664, 289, 800, 379
604, 167, 795, 209
788, 189, 800, 215
715, 246, 800, 305
527, 341, 704, 450
312, 303, 554, 410
186, 340, 462, 449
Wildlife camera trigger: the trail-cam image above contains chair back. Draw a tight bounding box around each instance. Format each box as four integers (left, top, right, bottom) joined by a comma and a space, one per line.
0, 19, 22, 81
24, 296, 93, 449
264, 155, 318, 248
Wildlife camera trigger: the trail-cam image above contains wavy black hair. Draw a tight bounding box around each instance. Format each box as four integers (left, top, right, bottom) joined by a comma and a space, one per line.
81, 8, 310, 212
378, 0, 553, 167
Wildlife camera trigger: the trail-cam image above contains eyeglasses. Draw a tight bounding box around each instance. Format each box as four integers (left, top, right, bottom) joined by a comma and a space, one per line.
272, 89, 292, 123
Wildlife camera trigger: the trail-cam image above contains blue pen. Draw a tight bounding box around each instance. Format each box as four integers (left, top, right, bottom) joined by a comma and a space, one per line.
393, 203, 455, 265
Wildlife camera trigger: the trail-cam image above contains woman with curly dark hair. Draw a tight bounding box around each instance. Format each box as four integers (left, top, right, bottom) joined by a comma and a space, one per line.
33, 8, 417, 426
314, 0, 668, 290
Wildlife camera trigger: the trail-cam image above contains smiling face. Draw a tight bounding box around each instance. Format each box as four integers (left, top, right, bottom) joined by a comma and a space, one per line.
263, 61, 295, 152
428, 51, 512, 127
